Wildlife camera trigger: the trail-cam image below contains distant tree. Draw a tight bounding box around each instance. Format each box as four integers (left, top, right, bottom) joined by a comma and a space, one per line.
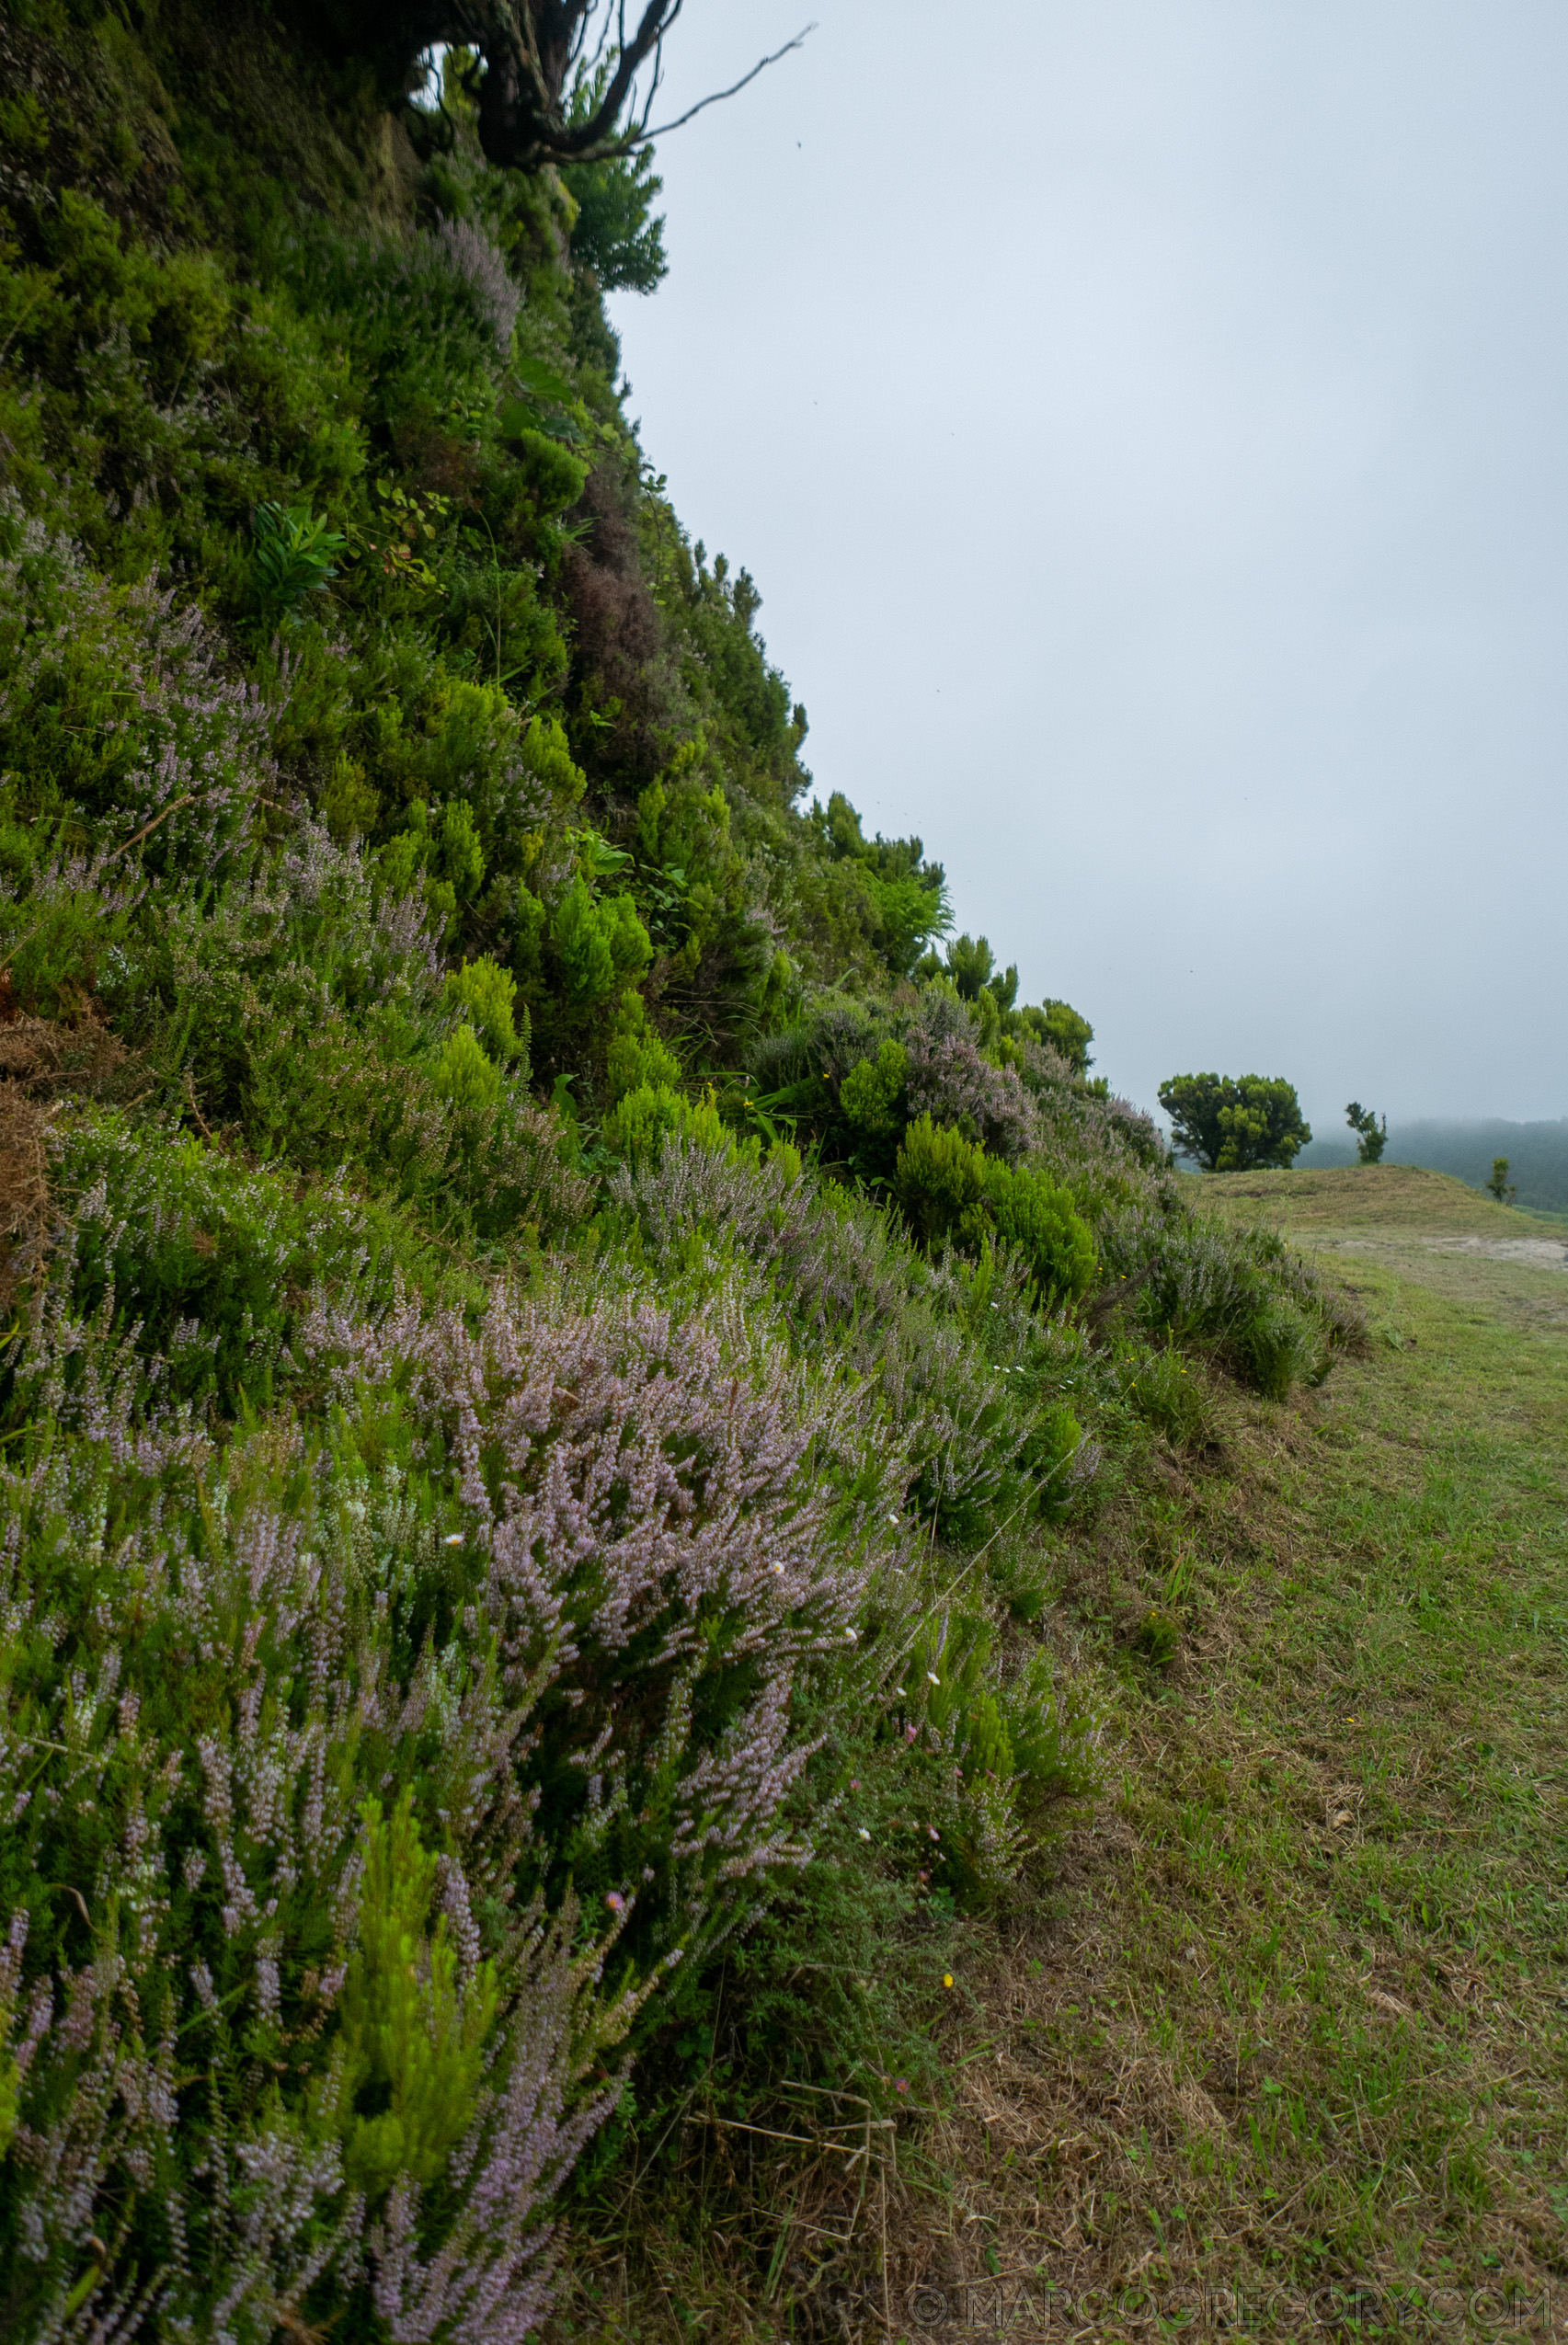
1486, 1156, 1516, 1203
1345, 1101, 1387, 1165
1159, 1072, 1311, 1173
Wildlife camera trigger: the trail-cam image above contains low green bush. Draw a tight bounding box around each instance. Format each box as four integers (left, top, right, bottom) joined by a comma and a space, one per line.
894, 1110, 989, 1241
604, 987, 681, 1101
987, 1161, 1098, 1309
602, 1080, 719, 1169
446, 953, 530, 1065
431, 1018, 504, 1115
894, 1114, 1096, 1308
898, 1607, 1102, 1898
839, 1035, 910, 1174
1103, 1210, 1343, 1398
551, 874, 652, 1012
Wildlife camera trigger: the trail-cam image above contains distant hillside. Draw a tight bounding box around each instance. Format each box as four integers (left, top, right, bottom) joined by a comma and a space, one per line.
1299, 1118, 1568, 1213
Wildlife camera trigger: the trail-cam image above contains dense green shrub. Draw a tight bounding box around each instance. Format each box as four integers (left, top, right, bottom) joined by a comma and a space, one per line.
603, 1081, 725, 1169
894, 1114, 1096, 1307
604, 987, 682, 1101
840, 1035, 909, 1148
893, 1111, 990, 1242
986, 1160, 1099, 1307
431, 1017, 504, 1115
808, 792, 953, 976
447, 952, 529, 1065
550, 873, 652, 1009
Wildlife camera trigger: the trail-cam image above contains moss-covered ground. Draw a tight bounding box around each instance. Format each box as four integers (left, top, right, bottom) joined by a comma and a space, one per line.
555, 1168, 1568, 2339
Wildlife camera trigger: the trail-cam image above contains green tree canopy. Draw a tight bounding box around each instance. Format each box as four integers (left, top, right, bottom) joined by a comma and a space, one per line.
1159, 1073, 1311, 1173
562, 63, 668, 290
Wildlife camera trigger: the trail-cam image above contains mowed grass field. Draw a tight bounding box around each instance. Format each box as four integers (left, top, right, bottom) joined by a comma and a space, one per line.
556, 1169, 1568, 2343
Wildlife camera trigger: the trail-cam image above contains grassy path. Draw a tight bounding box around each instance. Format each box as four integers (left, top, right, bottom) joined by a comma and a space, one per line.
896, 1171, 1568, 2340
555, 1170, 1568, 2342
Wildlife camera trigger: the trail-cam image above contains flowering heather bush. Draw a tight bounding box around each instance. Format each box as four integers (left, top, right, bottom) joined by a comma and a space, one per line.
436, 217, 522, 354
903, 1015, 1038, 1163
1017, 1039, 1179, 1221
296, 1276, 901, 1963
126, 825, 589, 1241
0, 547, 274, 887
0, 1264, 887, 2336
146, 819, 446, 1047
611, 1138, 1092, 1536
45, 1108, 420, 1413
0, 853, 147, 1024
276, 820, 449, 1006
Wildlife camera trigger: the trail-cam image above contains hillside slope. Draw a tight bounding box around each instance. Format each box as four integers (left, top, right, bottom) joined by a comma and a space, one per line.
1300, 1125, 1568, 1217
0, 10, 1428, 2340
1196, 1166, 1568, 1321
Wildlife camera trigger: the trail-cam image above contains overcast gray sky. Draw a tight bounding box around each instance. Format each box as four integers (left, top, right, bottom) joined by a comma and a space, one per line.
605, 1, 1568, 1130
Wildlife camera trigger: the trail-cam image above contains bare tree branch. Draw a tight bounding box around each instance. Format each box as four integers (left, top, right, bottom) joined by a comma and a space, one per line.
361, 2, 810, 175
607, 25, 814, 157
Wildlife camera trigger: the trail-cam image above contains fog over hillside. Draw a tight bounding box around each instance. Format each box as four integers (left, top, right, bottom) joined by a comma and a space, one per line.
1299, 1120, 1568, 1212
